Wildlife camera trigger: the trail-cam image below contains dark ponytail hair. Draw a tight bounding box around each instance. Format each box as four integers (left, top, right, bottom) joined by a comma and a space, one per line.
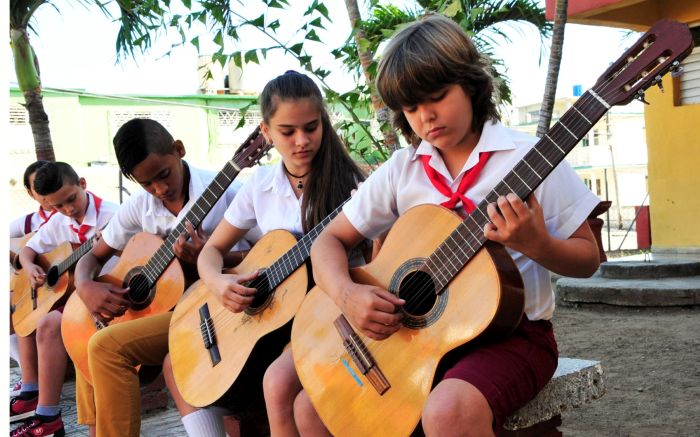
260, 71, 366, 232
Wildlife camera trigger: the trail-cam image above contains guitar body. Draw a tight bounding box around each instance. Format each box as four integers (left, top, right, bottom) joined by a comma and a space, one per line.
12, 241, 74, 337
62, 232, 186, 384
291, 204, 524, 437
169, 229, 308, 407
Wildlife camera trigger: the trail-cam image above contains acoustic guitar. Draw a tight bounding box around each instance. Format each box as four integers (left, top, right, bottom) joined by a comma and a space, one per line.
62, 128, 270, 384
12, 234, 98, 337
169, 201, 347, 407
290, 20, 694, 437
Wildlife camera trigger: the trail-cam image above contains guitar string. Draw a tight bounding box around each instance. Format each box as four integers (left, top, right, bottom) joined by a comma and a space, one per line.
192, 201, 349, 332
127, 137, 270, 303
11, 235, 97, 308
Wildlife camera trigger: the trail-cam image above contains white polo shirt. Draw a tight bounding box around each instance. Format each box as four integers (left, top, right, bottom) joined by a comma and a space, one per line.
343, 121, 600, 320
225, 162, 302, 242
26, 192, 119, 254
9, 208, 56, 238
225, 161, 365, 266
102, 163, 249, 252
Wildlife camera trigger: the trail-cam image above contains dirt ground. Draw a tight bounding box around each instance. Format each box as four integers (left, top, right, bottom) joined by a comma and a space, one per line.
552, 303, 700, 436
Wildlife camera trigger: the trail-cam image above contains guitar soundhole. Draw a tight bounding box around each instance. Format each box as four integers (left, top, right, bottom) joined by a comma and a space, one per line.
390, 258, 448, 329
126, 272, 154, 310
245, 270, 272, 315
46, 265, 60, 288
399, 270, 437, 317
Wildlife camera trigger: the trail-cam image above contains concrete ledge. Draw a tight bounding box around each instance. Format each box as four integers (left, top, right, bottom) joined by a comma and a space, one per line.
600, 260, 700, 279
557, 273, 700, 306
504, 358, 606, 430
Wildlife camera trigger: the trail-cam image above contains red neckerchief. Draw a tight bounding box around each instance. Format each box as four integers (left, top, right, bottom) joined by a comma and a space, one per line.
69, 192, 103, 244
38, 208, 57, 227
419, 151, 492, 215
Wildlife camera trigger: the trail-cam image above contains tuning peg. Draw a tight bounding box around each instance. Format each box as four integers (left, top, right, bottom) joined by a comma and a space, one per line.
635, 90, 649, 105
671, 60, 684, 78
654, 75, 664, 93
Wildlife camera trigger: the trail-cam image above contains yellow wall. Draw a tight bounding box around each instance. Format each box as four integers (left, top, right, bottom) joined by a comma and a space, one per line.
645, 75, 700, 250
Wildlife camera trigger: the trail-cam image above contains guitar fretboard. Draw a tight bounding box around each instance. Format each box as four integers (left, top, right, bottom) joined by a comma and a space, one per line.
423, 91, 609, 290
260, 200, 349, 294
136, 129, 267, 288
56, 235, 97, 276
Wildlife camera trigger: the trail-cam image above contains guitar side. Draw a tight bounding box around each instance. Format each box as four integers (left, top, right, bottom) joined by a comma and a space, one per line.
291, 204, 523, 437
169, 229, 308, 407
62, 232, 186, 384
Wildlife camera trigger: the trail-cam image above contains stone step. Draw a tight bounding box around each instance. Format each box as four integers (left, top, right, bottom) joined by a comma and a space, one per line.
600, 260, 700, 279
556, 273, 700, 306
504, 358, 605, 431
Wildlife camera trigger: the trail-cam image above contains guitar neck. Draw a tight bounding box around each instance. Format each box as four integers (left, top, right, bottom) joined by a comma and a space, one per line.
265, 200, 349, 289
55, 235, 97, 276
143, 160, 242, 281
425, 90, 609, 290
139, 127, 269, 286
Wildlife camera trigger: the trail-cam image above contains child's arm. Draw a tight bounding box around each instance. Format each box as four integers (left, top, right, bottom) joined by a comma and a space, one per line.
74, 238, 130, 322
484, 194, 600, 277
197, 219, 256, 313
18, 246, 45, 288
311, 212, 405, 341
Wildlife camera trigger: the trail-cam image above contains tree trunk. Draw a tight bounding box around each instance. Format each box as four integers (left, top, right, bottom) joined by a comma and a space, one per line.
344, 0, 400, 153
536, 0, 568, 138
11, 27, 55, 161
23, 90, 55, 161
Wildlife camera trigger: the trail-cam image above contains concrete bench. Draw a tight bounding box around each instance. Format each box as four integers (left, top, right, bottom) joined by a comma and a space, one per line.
501, 358, 606, 435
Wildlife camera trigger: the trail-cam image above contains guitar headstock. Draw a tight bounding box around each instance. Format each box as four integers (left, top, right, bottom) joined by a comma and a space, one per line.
593, 19, 694, 107
231, 126, 272, 169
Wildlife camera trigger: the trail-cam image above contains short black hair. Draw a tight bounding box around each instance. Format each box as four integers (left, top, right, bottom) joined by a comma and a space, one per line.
23, 160, 50, 190
113, 118, 176, 180
33, 161, 81, 196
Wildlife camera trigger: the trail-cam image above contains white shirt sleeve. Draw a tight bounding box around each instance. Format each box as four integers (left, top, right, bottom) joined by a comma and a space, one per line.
537, 159, 600, 239
25, 215, 63, 254
223, 175, 258, 231
101, 194, 147, 251
9, 214, 29, 238
343, 152, 401, 240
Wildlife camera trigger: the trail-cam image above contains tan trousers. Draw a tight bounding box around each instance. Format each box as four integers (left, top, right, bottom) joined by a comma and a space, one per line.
75, 312, 171, 437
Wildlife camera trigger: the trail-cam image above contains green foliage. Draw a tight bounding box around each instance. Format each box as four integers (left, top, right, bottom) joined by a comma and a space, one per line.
16, 0, 549, 166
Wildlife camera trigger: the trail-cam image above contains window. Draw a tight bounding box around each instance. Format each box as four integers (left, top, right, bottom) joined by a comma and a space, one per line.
9, 105, 27, 125
110, 110, 173, 133
593, 129, 601, 146
581, 136, 590, 148
678, 42, 700, 105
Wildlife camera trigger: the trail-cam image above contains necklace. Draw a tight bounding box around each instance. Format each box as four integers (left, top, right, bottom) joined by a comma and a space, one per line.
283, 163, 311, 190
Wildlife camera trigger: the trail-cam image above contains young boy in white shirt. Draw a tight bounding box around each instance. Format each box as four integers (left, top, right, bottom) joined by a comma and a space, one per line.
12, 161, 118, 437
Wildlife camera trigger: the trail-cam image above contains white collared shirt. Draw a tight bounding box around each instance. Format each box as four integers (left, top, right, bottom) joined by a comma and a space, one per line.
102, 163, 249, 252
225, 161, 365, 266
343, 121, 600, 320
26, 192, 118, 253
225, 161, 303, 242
9, 208, 55, 238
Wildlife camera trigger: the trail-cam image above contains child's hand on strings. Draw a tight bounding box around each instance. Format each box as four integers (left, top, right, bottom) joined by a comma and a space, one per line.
337, 283, 405, 341
173, 220, 209, 266
484, 193, 549, 258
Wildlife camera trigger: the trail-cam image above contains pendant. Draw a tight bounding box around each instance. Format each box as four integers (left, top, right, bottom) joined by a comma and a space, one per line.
297, 180, 304, 190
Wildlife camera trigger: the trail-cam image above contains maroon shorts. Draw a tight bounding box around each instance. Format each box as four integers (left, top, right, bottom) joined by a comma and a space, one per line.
435, 317, 558, 431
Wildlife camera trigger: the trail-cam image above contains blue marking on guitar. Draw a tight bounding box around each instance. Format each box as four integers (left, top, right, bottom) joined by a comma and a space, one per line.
341, 357, 364, 388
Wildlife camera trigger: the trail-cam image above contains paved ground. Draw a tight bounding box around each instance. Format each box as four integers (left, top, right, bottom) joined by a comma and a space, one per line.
9, 365, 185, 436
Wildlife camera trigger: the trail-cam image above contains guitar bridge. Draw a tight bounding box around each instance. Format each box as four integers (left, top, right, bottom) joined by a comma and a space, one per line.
199, 303, 221, 366
334, 315, 390, 395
